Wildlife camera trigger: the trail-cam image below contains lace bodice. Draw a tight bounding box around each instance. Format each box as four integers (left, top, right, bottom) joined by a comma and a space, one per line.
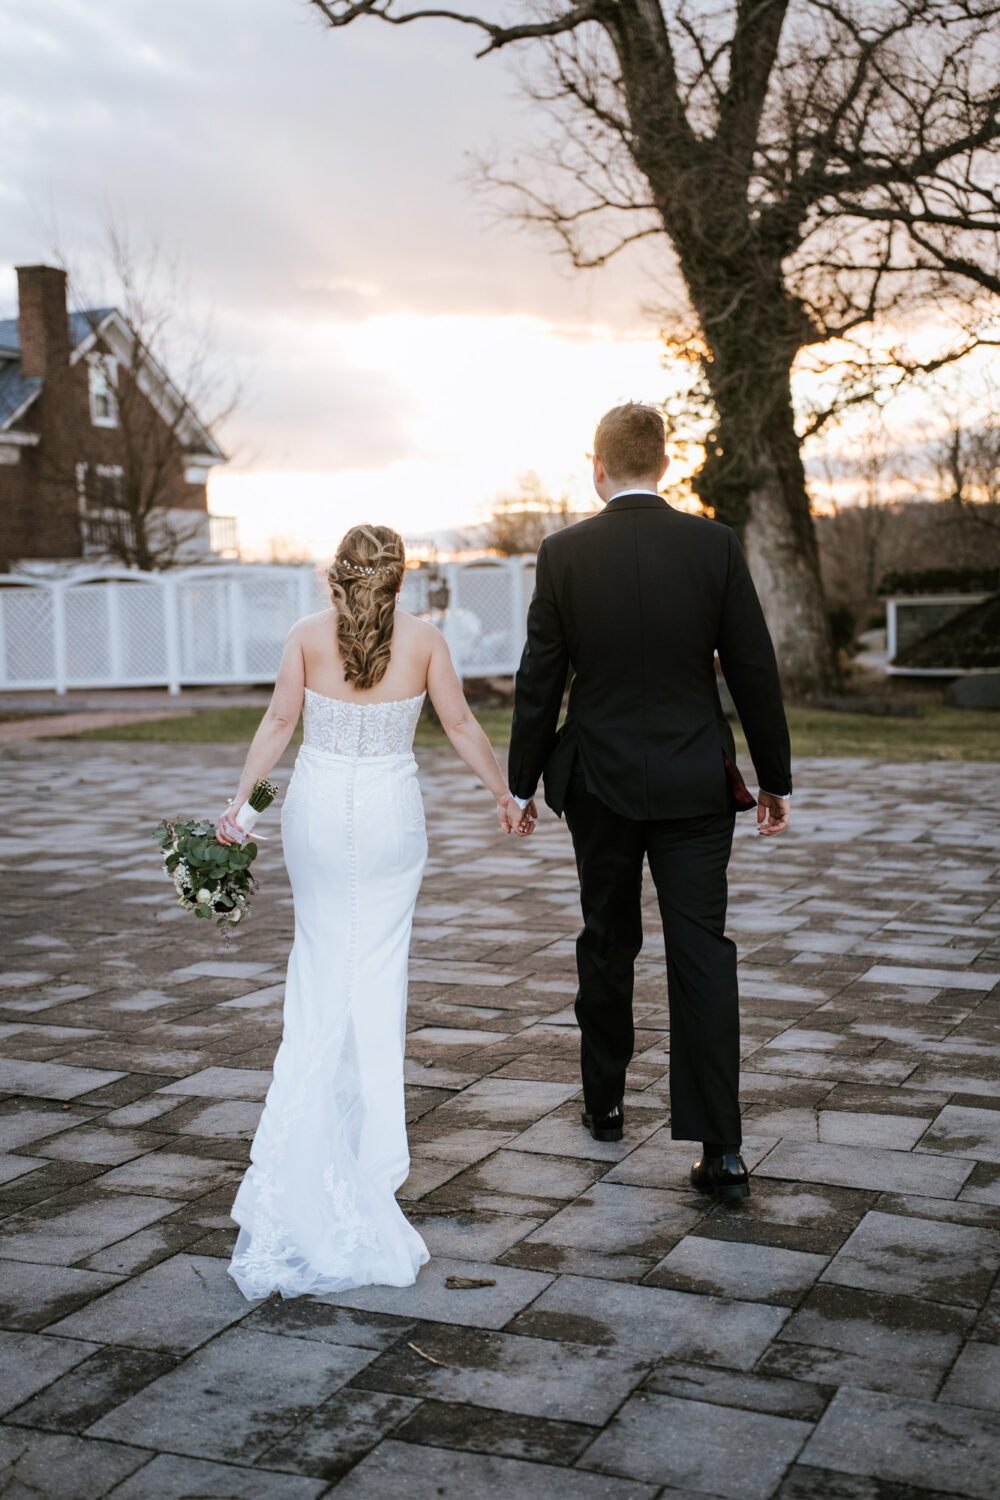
301, 687, 425, 757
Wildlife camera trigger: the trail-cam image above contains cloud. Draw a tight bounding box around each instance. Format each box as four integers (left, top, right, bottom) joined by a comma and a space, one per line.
0, 0, 671, 538
0, 0, 655, 321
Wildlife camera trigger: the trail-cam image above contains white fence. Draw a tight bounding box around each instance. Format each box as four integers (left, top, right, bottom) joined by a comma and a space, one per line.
886, 593, 989, 675
0, 558, 537, 693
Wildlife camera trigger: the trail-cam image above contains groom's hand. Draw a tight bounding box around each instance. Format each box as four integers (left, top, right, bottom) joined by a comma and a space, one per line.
757, 791, 790, 837
497, 793, 536, 836
515, 799, 537, 836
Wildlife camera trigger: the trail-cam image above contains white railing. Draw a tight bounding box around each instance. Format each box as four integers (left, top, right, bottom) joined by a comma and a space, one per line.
0, 556, 536, 693
79, 509, 238, 564
885, 593, 989, 675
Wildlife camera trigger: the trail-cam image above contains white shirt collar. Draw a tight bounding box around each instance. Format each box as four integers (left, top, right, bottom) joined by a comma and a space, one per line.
607, 487, 662, 502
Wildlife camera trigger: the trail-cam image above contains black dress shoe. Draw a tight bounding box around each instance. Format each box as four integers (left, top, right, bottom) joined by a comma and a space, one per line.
690, 1151, 750, 1199
582, 1102, 624, 1142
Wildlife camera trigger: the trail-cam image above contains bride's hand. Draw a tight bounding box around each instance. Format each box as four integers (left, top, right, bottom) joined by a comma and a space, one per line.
496, 792, 536, 836
216, 801, 246, 846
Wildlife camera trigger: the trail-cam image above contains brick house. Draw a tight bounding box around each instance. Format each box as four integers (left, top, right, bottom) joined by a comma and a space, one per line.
0, 264, 233, 571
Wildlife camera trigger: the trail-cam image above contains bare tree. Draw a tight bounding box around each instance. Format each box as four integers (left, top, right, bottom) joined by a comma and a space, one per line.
266, 531, 317, 565
813, 414, 896, 624
814, 392, 1000, 616
933, 410, 1000, 533
306, 0, 1000, 692
468, 470, 588, 554
68, 227, 236, 571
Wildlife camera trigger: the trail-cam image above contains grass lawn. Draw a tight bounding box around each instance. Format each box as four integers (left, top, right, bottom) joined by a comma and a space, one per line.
48, 701, 999, 761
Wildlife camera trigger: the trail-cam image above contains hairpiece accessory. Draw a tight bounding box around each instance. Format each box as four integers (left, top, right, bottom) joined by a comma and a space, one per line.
336, 561, 392, 578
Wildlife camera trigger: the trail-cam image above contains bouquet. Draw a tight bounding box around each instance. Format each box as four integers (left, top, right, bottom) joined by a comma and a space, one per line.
154, 777, 278, 933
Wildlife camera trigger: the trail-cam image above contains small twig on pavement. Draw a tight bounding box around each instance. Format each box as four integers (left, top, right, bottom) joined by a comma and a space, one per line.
407, 1341, 449, 1367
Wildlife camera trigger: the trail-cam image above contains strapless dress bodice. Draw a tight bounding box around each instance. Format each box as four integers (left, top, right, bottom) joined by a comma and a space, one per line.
301, 687, 425, 758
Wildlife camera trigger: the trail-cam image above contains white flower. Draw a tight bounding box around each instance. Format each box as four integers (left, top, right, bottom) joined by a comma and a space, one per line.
229, 909, 242, 923
196, 888, 212, 905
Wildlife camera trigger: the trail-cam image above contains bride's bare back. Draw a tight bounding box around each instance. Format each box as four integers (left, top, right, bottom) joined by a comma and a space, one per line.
218, 519, 533, 844
298, 607, 435, 704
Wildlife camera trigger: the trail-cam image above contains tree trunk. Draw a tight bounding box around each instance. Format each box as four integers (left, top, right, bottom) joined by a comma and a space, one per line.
742, 466, 837, 695
704, 393, 837, 694
688, 276, 838, 695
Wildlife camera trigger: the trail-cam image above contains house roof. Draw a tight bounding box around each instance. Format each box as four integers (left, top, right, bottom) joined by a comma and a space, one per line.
0, 360, 40, 426
0, 308, 117, 431
0, 306, 224, 461
0, 308, 116, 358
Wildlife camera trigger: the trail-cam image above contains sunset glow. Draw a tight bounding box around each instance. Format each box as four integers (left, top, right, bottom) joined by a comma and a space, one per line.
210, 313, 670, 560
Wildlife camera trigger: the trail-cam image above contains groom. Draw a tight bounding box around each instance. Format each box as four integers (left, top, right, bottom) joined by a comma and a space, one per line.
508, 402, 791, 1198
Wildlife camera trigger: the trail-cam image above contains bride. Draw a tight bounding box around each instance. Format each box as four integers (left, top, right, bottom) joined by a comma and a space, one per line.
216, 523, 532, 1300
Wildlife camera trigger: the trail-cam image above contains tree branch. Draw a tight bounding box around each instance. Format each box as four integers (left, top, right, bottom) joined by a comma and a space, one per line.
307, 0, 605, 57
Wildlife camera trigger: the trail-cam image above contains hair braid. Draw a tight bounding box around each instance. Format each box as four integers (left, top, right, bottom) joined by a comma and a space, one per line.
326, 524, 406, 690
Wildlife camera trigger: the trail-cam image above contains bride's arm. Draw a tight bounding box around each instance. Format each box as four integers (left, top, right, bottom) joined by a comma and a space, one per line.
216, 626, 305, 843
425, 628, 532, 836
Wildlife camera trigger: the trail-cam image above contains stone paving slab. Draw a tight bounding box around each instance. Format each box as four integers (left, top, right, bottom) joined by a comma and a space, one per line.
1, 742, 1000, 1497
0, 1428, 149, 1499
581, 1390, 813, 1499
800, 1387, 1000, 1499
107, 1454, 329, 1499
330, 1440, 660, 1498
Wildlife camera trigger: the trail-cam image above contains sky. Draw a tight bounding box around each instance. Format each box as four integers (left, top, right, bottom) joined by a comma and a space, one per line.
0, 0, 671, 558
2, 0, 992, 561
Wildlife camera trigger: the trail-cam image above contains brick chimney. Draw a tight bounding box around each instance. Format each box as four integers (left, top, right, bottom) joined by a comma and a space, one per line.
16, 265, 70, 379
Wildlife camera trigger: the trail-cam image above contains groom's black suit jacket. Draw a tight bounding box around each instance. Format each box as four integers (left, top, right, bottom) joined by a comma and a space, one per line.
507, 492, 792, 820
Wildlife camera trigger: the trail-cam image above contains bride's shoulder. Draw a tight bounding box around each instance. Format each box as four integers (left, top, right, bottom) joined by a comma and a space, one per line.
291, 607, 336, 636
394, 610, 443, 661
395, 609, 437, 638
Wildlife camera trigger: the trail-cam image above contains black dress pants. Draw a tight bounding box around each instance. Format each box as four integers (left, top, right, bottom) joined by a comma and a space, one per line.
563, 768, 741, 1145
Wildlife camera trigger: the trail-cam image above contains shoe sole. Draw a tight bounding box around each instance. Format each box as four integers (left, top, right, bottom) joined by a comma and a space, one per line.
692, 1179, 751, 1199
582, 1114, 624, 1142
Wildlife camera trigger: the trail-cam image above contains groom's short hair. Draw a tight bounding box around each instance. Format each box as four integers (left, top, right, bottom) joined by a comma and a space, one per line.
594, 402, 666, 479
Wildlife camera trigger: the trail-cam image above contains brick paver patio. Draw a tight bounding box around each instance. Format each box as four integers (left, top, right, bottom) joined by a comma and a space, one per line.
1, 739, 999, 1499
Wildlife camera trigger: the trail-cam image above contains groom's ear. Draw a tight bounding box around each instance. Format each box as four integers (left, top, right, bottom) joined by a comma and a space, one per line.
593, 455, 607, 486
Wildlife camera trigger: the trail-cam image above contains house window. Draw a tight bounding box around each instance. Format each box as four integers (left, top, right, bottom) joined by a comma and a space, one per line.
88, 358, 118, 427
95, 465, 124, 509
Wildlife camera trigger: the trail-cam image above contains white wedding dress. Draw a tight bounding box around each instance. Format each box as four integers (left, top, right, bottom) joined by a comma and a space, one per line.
228, 687, 430, 1299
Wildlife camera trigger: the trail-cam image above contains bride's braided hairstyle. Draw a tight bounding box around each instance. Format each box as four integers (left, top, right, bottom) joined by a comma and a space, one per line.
327, 523, 406, 690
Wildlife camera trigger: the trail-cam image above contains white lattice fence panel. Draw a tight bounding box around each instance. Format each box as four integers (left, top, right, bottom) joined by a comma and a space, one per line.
399, 570, 431, 616
0, 561, 536, 691
237, 573, 304, 678
520, 559, 536, 634
454, 564, 519, 674
0, 586, 56, 687
65, 585, 113, 684
176, 577, 234, 679
119, 581, 168, 681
